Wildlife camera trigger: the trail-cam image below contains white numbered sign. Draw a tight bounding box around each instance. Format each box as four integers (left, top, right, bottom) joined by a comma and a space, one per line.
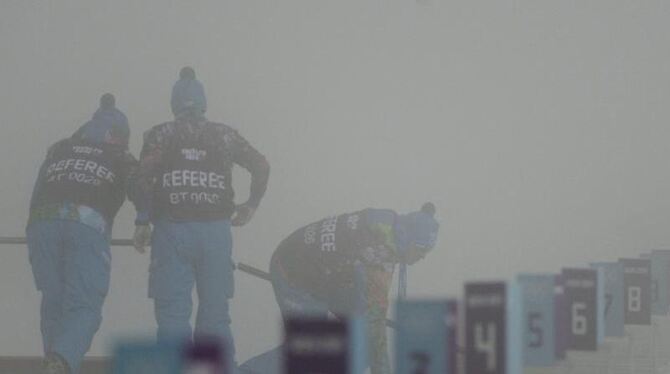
395, 300, 453, 374
517, 274, 556, 367
650, 250, 670, 315
620, 258, 651, 325
590, 262, 625, 337
113, 340, 184, 374
562, 268, 600, 351
465, 281, 521, 374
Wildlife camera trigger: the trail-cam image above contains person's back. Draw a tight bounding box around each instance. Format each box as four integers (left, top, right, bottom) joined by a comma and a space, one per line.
26, 94, 137, 374
268, 203, 439, 374
142, 118, 250, 222
132, 67, 270, 371
30, 93, 135, 238
132, 67, 269, 226
30, 138, 133, 231
271, 208, 398, 313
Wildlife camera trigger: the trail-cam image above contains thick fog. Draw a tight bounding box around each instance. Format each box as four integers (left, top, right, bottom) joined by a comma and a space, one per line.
1, 0, 669, 363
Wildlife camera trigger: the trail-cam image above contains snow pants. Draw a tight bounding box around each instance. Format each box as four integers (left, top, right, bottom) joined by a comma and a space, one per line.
269, 254, 368, 319
149, 220, 235, 362
269, 256, 330, 319
261, 256, 371, 374
237, 257, 331, 374
27, 220, 111, 374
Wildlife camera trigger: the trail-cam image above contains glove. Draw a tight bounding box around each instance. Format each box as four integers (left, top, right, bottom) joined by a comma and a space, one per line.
231, 203, 256, 227
133, 225, 152, 254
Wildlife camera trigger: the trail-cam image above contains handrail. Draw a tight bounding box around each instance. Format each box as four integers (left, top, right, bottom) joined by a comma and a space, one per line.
0, 236, 397, 329
0, 236, 133, 246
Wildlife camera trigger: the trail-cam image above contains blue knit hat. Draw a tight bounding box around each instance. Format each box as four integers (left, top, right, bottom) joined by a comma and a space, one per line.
73, 93, 129, 147
171, 66, 207, 117
395, 202, 440, 252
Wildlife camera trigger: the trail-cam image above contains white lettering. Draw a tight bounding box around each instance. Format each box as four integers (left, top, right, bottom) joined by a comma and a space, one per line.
181, 148, 207, 161
163, 173, 171, 187
173, 170, 182, 186
73, 146, 103, 155
346, 214, 359, 230
304, 224, 317, 244
161, 170, 227, 190
319, 216, 338, 251
624, 267, 649, 275
45, 158, 115, 184
467, 294, 504, 308
168, 191, 221, 205
74, 159, 86, 170
64, 159, 76, 170
565, 279, 595, 289
55, 160, 66, 171
288, 334, 345, 355
84, 161, 97, 173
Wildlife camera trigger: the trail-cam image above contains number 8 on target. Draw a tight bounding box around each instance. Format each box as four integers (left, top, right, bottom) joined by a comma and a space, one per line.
620, 258, 651, 325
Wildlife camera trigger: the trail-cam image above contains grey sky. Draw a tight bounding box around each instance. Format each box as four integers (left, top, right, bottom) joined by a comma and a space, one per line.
1, 0, 668, 361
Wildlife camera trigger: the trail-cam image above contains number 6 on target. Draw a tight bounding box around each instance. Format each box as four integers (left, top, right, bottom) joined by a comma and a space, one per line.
561, 268, 603, 351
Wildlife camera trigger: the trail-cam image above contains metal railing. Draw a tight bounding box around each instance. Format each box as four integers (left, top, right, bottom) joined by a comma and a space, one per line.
0, 236, 397, 329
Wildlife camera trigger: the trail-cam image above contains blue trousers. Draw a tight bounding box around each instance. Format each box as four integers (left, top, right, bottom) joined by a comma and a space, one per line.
27, 220, 111, 374
242, 259, 368, 374
149, 220, 235, 361
237, 259, 330, 374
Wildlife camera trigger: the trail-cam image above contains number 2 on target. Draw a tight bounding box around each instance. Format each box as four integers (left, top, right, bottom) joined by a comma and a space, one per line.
410, 351, 430, 374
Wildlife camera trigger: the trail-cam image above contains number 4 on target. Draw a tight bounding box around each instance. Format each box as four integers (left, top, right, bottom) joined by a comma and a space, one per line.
464, 281, 523, 374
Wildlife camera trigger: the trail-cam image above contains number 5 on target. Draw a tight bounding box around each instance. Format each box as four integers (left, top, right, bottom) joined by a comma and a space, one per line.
465, 281, 522, 374
517, 274, 556, 367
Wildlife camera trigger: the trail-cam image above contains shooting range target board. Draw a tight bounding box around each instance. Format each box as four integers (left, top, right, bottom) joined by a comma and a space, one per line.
619, 258, 652, 325
650, 250, 670, 316
517, 274, 556, 368
464, 281, 522, 374
395, 299, 456, 374
113, 340, 183, 374
446, 300, 459, 374
561, 268, 604, 351
283, 316, 365, 374
590, 262, 625, 337
649, 250, 670, 367
650, 252, 670, 366
619, 258, 655, 373
652, 314, 670, 368
552, 274, 568, 361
